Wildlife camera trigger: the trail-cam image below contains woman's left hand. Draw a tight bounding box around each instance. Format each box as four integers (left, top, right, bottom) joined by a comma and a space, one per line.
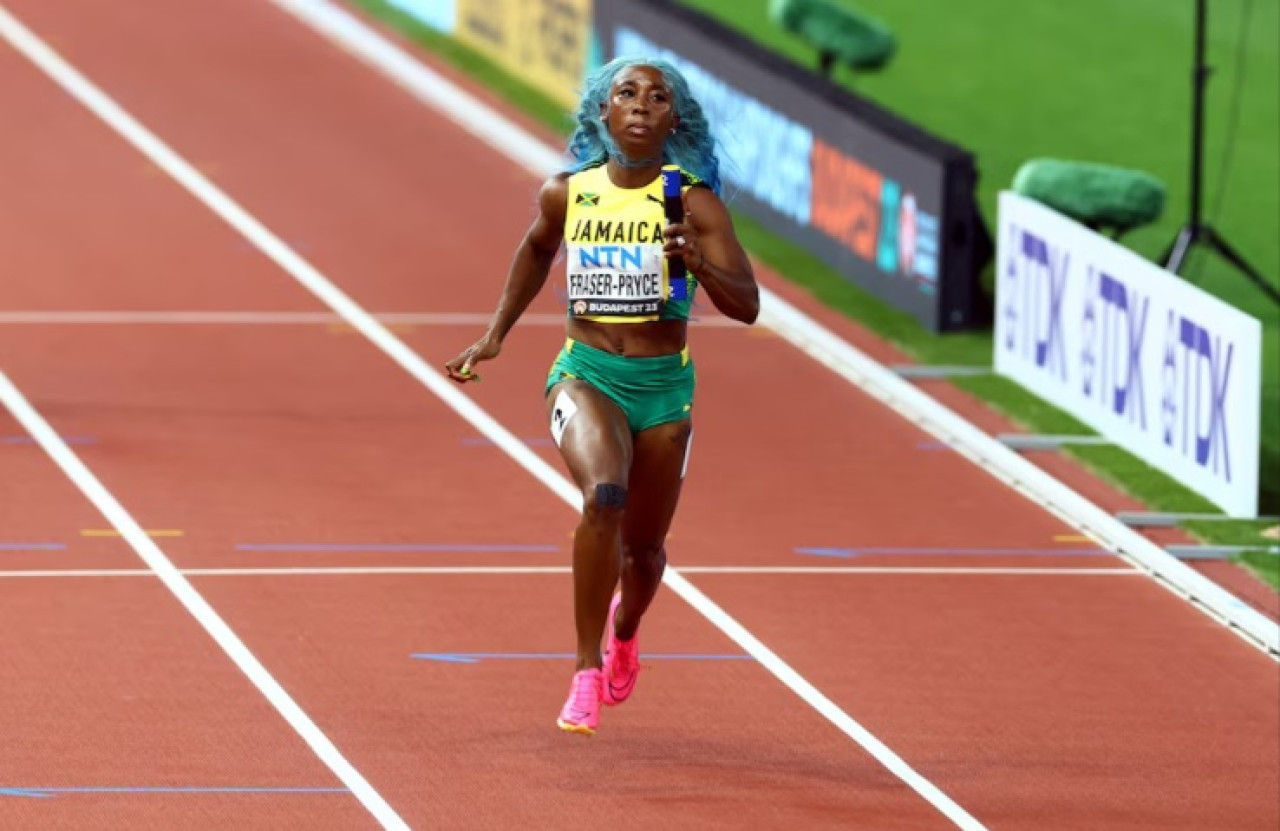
663, 219, 704, 274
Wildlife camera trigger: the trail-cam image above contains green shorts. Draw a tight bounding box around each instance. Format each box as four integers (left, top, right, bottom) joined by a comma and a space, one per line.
544, 338, 696, 433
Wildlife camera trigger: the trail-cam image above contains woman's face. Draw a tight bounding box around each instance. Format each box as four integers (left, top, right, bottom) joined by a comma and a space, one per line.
602, 65, 676, 159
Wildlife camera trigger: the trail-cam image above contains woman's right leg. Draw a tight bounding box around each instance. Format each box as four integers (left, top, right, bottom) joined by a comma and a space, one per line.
546, 379, 633, 672
616, 418, 692, 640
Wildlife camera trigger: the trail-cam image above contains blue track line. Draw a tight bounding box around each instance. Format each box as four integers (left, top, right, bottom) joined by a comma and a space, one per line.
236, 543, 558, 552
0, 787, 350, 799
412, 652, 755, 663
795, 546, 1111, 558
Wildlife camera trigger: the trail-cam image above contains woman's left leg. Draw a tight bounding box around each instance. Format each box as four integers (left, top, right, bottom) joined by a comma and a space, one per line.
617, 418, 692, 637
601, 417, 692, 706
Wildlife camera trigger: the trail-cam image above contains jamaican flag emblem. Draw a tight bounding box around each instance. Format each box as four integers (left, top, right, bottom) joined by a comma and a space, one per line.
575, 192, 600, 207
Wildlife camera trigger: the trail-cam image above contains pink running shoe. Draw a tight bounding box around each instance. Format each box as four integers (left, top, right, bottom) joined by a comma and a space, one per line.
556, 668, 602, 735
602, 593, 640, 706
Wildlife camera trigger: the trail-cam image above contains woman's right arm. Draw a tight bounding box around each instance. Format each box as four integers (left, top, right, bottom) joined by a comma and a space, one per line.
445, 174, 569, 383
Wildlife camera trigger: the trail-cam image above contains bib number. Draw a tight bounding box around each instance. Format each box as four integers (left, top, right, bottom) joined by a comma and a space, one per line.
566, 243, 665, 318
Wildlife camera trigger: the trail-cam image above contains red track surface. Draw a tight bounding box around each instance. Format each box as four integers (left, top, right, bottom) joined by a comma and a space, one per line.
1, 1, 1276, 829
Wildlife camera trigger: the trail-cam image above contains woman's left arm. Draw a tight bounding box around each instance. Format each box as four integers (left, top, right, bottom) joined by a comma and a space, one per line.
664, 187, 760, 325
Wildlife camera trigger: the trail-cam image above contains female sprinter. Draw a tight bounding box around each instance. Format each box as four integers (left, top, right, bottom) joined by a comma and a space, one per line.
445, 56, 759, 735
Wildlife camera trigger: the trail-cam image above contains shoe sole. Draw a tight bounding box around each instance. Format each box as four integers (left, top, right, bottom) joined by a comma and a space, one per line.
556, 718, 596, 736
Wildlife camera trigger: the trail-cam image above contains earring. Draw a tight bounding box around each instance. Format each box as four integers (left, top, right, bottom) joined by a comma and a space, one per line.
670, 127, 676, 134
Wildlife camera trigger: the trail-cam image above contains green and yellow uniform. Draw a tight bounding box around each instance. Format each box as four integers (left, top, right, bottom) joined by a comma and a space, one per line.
545, 163, 702, 433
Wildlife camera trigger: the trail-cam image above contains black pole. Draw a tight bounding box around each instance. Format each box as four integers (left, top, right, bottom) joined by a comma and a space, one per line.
1189, 0, 1206, 229
1161, 0, 1279, 306
818, 49, 835, 78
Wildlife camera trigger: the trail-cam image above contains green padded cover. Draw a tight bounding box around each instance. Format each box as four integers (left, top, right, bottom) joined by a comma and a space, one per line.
1012, 159, 1167, 230
769, 0, 895, 71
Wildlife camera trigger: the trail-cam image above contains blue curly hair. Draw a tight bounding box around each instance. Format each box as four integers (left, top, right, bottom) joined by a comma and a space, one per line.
565, 56, 722, 196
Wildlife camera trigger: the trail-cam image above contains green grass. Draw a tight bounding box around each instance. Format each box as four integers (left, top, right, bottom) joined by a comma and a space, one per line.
681, 0, 1280, 509
342, 0, 1280, 588
1236, 550, 1280, 588
1181, 520, 1280, 590
683, 0, 1280, 586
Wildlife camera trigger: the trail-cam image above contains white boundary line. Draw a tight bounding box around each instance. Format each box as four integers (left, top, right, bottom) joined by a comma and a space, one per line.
0, 566, 1142, 579
0, 310, 738, 327
0, 6, 988, 829
0, 310, 538, 325
262, 0, 1280, 659
682, 566, 1139, 575
0, 372, 409, 831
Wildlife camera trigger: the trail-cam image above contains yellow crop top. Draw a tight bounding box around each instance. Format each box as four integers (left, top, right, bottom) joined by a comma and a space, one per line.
562, 163, 700, 323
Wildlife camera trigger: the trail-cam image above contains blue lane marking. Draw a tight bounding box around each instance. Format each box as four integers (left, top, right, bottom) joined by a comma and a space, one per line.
462, 437, 555, 447
412, 652, 754, 663
0, 787, 349, 799
0, 543, 66, 551
236, 543, 558, 552
2, 435, 96, 445
796, 546, 1111, 558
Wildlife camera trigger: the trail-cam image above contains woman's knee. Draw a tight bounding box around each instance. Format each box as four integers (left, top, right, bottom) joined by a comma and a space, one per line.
622, 539, 666, 571
581, 482, 628, 529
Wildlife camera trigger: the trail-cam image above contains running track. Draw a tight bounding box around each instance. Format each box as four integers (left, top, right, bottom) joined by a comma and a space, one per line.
0, 1, 1276, 829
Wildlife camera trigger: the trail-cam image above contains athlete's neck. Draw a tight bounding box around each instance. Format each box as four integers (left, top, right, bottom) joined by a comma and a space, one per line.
605, 157, 662, 190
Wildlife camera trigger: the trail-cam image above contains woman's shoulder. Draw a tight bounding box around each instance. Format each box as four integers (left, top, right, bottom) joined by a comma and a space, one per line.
677, 167, 718, 203
677, 167, 705, 189
546, 164, 606, 196
535, 172, 573, 224
541, 170, 574, 192
541, 169, 583, 195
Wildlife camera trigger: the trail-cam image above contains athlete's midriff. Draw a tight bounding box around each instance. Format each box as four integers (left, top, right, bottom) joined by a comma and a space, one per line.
567, 317, 687, 357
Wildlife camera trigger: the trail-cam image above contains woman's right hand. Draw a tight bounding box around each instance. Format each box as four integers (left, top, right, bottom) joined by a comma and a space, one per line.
444, 334, 502, 383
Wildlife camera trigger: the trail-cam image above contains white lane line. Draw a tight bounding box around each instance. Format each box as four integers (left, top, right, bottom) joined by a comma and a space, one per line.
0, 566, 1142, 579
0, 570, 156, 578
0, 310, 737, 326
0, 310, 539, 325
676, 566, 1142, 575
0, 6, 985, 828
262, 0, 1278, 659
0, 18, 409, 831
0, 567, 568, 578
0, 372, 409, 831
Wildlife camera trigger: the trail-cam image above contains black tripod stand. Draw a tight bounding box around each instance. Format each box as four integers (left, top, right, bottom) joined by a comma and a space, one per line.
1162, 0, 1279, 305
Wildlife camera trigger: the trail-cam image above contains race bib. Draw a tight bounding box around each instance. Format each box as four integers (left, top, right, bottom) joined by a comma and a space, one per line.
566, 243, 666, 318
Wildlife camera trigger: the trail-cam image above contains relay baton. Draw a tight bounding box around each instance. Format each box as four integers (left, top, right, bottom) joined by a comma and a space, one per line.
661, 165, 689, 300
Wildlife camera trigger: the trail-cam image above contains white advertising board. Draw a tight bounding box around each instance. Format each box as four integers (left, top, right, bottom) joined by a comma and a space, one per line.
996, 191, 1262, 517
